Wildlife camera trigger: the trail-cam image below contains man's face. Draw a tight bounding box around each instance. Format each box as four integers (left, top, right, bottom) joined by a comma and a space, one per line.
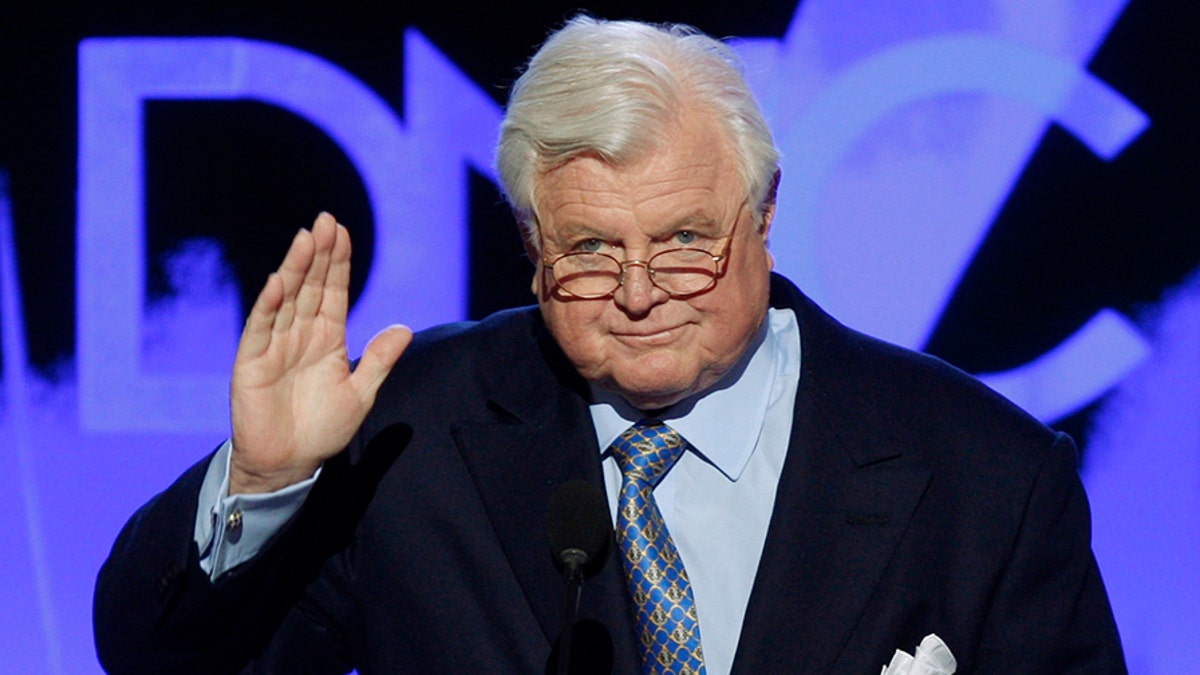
533, 109, 775, 411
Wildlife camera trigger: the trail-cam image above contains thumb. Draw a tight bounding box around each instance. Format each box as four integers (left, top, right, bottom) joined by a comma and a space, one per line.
353, 324, 413, 396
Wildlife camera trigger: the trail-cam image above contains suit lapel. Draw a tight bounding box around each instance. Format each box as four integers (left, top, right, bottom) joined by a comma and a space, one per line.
732, 399, 930, 673
450, 324, 640, 672
733, 279, 932, 673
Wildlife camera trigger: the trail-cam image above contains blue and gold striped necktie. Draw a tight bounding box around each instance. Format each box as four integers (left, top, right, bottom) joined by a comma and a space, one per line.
610, 421, 706, 675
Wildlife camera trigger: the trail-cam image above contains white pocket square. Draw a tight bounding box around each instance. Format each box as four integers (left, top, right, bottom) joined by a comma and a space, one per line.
879, 634, 956, 675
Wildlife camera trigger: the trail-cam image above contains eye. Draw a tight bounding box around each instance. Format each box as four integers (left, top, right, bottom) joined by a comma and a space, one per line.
575, 238, 606, 253
672, 230, 698, 246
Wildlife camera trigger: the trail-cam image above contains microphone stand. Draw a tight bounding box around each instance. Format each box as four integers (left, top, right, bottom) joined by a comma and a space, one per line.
556, 547, 587, 675
547, 480, 610, 675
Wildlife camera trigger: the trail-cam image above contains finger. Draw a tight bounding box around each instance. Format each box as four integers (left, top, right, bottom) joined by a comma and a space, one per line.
319, 222, 353, 326
294, 212, 338, 319
352, 324, 413, 400
273, 227, 316, 334
238, 272, 284, 360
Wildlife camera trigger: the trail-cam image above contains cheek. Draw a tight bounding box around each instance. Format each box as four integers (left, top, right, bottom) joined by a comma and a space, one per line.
540, 301, 609, 365
696, 258, 771, 343
729, 247, 773, 307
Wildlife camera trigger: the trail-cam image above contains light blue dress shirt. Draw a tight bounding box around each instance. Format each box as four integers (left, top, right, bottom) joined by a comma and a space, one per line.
196, 308, 800, 675
589, 307, 800, 675
194, 440, 319, 575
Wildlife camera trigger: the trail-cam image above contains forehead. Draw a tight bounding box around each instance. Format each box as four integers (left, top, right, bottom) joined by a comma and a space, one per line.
534, 111, 744, 239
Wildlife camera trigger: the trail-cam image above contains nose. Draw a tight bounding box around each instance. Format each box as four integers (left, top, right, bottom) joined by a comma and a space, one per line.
613, 260, 668, 316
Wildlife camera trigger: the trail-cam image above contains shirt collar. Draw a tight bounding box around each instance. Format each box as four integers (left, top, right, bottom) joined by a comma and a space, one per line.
590, 308, 790, 482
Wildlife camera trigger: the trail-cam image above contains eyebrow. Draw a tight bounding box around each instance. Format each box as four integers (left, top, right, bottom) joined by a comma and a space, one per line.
654, 212, 721, 237
555, 212, 721, 240
541, 223, 612, 254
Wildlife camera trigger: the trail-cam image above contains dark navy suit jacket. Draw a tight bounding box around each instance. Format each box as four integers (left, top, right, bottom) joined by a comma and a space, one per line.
94, 274, 1125, 673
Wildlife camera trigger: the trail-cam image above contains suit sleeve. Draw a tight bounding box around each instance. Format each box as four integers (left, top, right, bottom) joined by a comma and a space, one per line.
973, 433, 1126, 672
92, 439, 393, 675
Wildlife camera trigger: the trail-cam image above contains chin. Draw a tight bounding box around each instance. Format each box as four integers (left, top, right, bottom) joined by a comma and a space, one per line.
606, 375, 697, 411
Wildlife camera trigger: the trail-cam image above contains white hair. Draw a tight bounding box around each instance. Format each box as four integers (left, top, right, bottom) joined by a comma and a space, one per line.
495, 15, 780, 251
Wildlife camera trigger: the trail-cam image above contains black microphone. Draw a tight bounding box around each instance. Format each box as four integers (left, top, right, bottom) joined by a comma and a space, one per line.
546, 480, 611, 675
547, 479, 611, 580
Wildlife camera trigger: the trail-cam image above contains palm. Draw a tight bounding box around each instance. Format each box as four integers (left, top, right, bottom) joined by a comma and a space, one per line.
230, 213, 411, 493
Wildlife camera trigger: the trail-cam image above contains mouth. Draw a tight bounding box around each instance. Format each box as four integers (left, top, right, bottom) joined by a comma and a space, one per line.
611, 324, 684, 347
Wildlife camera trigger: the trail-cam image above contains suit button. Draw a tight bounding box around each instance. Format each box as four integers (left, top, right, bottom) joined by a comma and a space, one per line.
157, 563, 182, 602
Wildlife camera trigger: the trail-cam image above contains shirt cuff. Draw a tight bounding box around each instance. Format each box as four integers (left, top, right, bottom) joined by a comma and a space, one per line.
194, 440, 320, 579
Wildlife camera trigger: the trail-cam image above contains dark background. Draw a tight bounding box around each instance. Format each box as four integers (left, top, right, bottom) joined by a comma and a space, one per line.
2, 0, 1197, 410
1, 1, 799, 372
5, 1, 1198, 470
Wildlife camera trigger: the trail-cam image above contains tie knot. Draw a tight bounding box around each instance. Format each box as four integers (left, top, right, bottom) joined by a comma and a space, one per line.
610, 421, 687, 486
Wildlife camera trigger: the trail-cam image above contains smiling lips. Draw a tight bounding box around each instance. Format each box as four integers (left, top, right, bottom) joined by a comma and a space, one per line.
611, 324, 687, 347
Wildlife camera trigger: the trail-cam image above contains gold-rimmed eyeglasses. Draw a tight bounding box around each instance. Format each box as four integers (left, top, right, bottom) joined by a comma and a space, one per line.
541, 218, 738, 300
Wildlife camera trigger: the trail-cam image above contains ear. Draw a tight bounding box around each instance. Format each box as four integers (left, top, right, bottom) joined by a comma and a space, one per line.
758, 169, 781, 240
516, 214, 544, 297
759, 204, 776, 242
758, 170, 780, 271
518, 215, 539, 260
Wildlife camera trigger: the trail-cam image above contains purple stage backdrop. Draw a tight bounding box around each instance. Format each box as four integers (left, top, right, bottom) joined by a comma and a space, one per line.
1, 1, 1197, 672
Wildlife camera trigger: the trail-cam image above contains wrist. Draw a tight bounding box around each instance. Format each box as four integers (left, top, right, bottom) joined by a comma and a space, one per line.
229, 457, 320, 495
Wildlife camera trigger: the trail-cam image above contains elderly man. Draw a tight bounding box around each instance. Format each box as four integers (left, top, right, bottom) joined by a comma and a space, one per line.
95, 16, 1125, 674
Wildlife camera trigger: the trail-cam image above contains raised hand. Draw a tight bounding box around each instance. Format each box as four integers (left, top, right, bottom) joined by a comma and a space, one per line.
229, 213, 412, 494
